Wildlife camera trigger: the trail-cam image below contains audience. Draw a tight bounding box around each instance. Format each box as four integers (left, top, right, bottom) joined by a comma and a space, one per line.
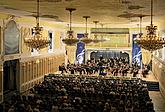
4, 75, 154, 112
2, 57, 152, 112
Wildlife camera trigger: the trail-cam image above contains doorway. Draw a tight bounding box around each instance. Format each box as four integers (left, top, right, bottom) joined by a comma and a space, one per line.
3, 59, 19, 94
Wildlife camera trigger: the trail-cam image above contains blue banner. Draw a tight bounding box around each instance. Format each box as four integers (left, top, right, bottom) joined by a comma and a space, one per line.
132, 34, 142, 67
76, 34, 85, 64
76, 42, 85, 64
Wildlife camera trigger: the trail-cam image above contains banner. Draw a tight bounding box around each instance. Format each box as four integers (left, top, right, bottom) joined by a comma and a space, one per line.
132, 34, 142, 67
76, 34, 85, 64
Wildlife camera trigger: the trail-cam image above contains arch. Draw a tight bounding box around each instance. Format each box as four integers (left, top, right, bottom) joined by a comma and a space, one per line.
4, 20, 20, 55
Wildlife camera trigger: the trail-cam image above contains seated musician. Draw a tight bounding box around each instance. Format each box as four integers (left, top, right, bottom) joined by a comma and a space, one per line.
142, 65, 149, 77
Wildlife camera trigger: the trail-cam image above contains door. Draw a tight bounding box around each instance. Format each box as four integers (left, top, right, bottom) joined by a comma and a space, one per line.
3, 59, 19, 93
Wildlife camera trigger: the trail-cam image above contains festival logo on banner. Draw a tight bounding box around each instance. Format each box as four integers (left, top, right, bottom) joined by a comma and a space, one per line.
132, 34, 142, 66
76, 34, 85, 64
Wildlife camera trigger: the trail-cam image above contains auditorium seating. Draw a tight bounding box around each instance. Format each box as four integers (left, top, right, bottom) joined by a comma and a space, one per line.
4, 74, 155, 112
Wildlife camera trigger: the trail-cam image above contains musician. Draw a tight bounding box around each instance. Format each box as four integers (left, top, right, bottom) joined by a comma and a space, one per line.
133, 67, 139, 77
142, 65, 149, 77
59, 63, 67, 74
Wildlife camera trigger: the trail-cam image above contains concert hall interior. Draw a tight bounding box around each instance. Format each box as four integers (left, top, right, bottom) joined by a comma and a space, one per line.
0, 0, 165, 111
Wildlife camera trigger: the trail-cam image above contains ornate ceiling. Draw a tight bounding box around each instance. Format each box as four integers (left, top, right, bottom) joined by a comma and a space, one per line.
0, 0, 164, 27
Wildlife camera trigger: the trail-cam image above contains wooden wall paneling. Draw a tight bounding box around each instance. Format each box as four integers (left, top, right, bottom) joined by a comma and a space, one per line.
52, 57, 54, 73
54, 57, 56, 71
49, 58, 51, 73
54, 56, 57, 71
0, 65, 3, 102
20, 63, 24, 84
46, 58, 48, 74
41, 60, 43, 76
42, 59, 44, 75
29, 62, 32, 81
40, 59, 42, 76
52, 57, 54, 72
19, 63, 22, 86
38, 60, 40, 77
37, 61, 39, 78
47, 58, 49, 73
152, 58, 165, 98
35, 61, 37, 78
41, 59, 43, 76
48, 58, 49, 73
50, 58, 52, 73
36, 61, 38, 78
34, 61, 36, 79
28, 62, 30, 82
30, 61, 33, 88
45, 58, 46, 74
23, 63, 25, 84
25, 62, 28, 83
44, 58, 46, 74
39, 59, 43, 76
31, 61, 34, 81
22, 63, 25, 84
28, 62, 31, 89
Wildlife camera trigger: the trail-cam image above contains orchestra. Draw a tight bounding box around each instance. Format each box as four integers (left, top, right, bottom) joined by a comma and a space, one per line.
59, 57, 142, 77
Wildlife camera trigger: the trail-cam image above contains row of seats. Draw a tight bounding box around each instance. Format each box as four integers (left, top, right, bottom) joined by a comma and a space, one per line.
5, 74, 154, 112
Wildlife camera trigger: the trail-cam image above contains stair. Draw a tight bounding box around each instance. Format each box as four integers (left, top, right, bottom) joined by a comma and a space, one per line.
146, 81, 159, 91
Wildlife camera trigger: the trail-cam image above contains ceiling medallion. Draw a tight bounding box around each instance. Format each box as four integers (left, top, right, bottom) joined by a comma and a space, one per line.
135, 0, 165, 52
80, 16, 93, 44
24, 0, 50, 50
62, 8, 79, 46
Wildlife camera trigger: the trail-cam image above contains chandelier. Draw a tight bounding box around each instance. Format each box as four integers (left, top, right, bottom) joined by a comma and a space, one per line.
136, 16, 143, 38
80, 16, 93, 44
62, 8, 79, 46
135, 0, 165, 52
24, 0, 50, 50
92, 21, 101, 43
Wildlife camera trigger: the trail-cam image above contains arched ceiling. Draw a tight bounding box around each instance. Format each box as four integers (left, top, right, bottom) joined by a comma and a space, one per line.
0, 0, 164, 28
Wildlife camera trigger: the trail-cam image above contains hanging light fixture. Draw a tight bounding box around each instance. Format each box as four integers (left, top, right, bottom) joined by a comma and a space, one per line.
62, 8, 79, 46
92, 21, 101, 43
80, 16, 93, 44
24, 0, 50, 50
136, 16, 143, 38
135, 0, 165, 52
99, 23, 107, 42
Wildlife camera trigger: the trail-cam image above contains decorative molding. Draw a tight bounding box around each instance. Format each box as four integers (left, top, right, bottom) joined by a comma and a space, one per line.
21, 75, 44, 87
20, 52, 65, 62
3, 54, 21, 61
